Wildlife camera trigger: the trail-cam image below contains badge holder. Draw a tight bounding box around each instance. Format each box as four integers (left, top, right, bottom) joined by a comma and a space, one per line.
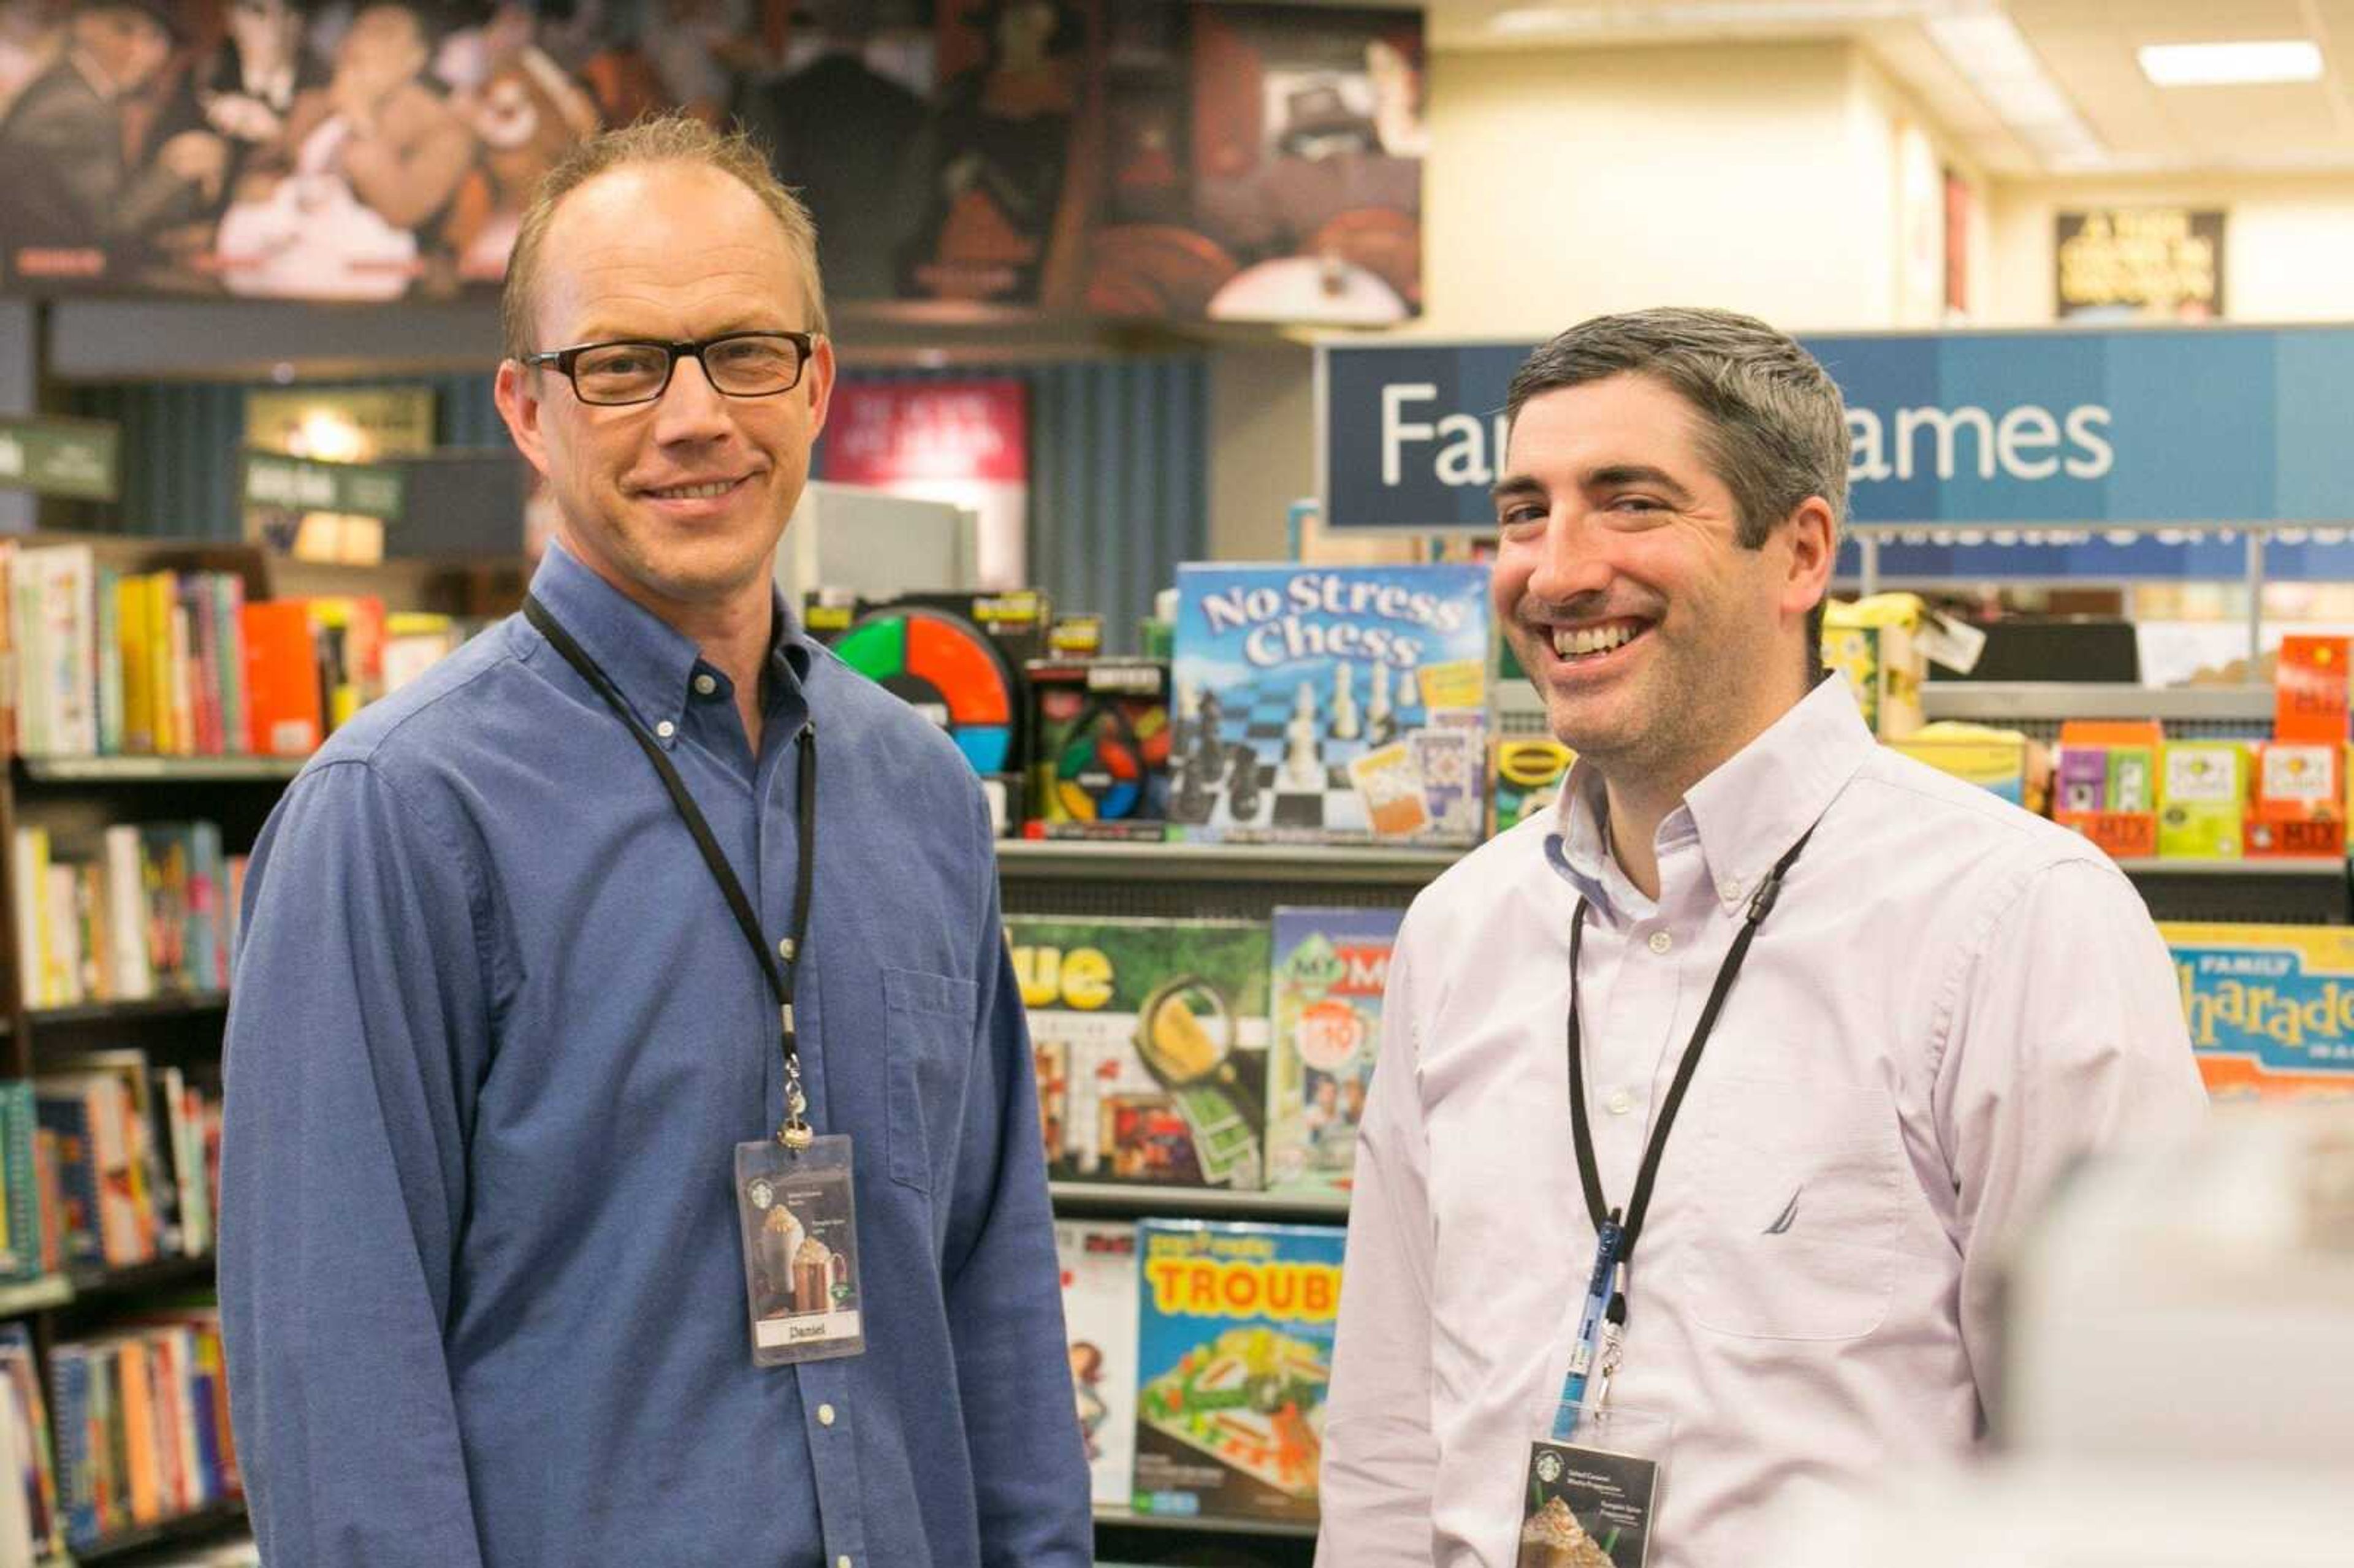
735, 1088, 864, 1367
1520, 1404, 1674, 1568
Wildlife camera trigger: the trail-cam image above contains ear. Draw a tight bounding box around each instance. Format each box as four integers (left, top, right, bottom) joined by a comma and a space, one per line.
1780, 495, 1837, 623
801, 334, 837, 442
495, 359, 552, 481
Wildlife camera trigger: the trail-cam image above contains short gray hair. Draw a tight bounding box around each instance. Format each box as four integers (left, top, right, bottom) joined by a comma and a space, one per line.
1505, 306, 1848, 550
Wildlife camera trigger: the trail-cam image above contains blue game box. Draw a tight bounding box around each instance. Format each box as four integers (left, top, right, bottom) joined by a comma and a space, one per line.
1170, 564, 1492, 845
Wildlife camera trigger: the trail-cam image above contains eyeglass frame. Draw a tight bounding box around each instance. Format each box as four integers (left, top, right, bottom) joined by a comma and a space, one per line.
517, 330, 822, 406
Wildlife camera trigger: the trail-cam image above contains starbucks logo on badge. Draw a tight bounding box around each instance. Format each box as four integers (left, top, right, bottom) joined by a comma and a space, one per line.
749, 1179, 775, 1210
1536, 1451, 1563, 1484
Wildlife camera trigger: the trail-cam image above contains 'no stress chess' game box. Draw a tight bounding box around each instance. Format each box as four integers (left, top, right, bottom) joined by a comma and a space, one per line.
1170, 565, 1493, 846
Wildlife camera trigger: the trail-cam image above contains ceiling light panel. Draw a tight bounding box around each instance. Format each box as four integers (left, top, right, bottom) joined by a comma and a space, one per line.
2137, 40, 2326, 86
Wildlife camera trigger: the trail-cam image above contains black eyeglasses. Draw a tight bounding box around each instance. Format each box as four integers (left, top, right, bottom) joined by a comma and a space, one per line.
520, 331, 819, 406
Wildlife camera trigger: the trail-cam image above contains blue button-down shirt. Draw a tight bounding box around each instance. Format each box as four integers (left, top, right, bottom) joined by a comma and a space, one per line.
221, 541, 1090, 1567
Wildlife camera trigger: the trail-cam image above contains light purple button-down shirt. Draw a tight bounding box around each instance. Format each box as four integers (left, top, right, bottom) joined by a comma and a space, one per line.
1317, 676, 2208, 1568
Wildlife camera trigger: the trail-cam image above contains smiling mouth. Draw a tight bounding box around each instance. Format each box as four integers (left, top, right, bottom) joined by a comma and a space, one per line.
642, 477, 745, 501
1548, 618, 1651, 663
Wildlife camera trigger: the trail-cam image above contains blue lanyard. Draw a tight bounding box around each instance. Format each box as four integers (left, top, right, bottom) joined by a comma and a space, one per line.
1550, 826, 1813, 1437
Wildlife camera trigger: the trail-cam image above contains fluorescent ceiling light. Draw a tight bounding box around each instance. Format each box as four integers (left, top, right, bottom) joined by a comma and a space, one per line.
1488, 1, 1949, 38
2138, 40, 2323, 87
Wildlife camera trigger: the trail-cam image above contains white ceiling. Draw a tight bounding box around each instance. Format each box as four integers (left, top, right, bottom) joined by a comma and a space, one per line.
1426, 1, 2354, 175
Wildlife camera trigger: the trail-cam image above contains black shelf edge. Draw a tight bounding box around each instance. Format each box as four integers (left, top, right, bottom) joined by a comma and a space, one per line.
1094, 1502, 1317, 1540
70, 1498, 246, 1564
1049, 1181, 1349, 1223
27, 993, 230, 1027
66, 1252, 216, 1304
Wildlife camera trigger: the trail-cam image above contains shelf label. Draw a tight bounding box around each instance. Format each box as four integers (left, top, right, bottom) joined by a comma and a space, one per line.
0, 415, 120, 501
241, 450, 406, 520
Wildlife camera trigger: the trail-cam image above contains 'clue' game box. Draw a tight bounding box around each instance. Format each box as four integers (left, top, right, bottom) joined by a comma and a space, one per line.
1132, 1219, 1344, 1526
1009, 917, 1273, 1189
1170, 565, 1491, 845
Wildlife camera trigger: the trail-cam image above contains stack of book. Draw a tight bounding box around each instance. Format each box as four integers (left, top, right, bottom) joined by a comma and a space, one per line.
0, 1060, 219, 1280
1, 540, 392, 760
10, 820, 242, 1008
48, 1311, 240, 1553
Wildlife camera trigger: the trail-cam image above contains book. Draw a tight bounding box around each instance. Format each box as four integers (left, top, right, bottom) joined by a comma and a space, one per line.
240, 599, 322, 756
1056, 1220, 1139, 1508
0, 1086, 40, 1282
1132, 1219, 1343, 1525
0, 1325, 61, 1561
1170, 563, 1492, 845
1265, 907, 1403, 1198
1007, 916, 1273, 1189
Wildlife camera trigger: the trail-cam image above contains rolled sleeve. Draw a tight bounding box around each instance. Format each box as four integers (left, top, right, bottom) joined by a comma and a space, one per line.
221, 759, 493, 1568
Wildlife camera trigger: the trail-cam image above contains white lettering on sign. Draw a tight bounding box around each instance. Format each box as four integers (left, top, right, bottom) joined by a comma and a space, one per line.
1379, 384, 1510, 494
1846, 403, 2112, 484
0, 436, 20, 478
249, 463, 338, 509
1381, 383, 1436, 487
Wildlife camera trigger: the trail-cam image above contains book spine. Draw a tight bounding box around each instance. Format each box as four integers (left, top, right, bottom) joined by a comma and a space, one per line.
117, 574, 152, 755
0, 1085, 37, 1282
94, 564, 121, 757
9, 828, 48, 1010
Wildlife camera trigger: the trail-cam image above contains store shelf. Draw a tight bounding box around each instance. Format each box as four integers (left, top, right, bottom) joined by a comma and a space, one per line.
0, 1274, 73, 1315
998, 839, 1457, 885
1921, 683, 2274, 725
17, 755, 307, 783
67, 1252, 215, 1305
28, 992, 229, 1027
1050, 1182, 1349, 1223
1094, 1503, 1317, 1540
2113, 857, 2347, 878
70, 1499, 246, 1564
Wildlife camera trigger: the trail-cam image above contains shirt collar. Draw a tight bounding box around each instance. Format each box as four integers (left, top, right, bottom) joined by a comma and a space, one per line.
1545, 676, 1875, 918
525, 539, 814, 737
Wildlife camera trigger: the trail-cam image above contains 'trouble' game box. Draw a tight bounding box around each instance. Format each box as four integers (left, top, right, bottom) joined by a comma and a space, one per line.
1170, 565, 1492, 845
2159, 923, 2354, 1101
1265, 906, 1402, 1198
1132, 1219, 1344, 1526
1009, 917, 1272, 1189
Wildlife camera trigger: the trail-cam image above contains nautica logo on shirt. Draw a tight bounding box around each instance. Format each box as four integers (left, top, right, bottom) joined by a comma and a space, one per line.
1763, 1187, 1803, 1236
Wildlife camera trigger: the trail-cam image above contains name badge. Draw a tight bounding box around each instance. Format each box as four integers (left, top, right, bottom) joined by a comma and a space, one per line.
734, 1133, 865, 1366
1518, 1406, 1671, 1567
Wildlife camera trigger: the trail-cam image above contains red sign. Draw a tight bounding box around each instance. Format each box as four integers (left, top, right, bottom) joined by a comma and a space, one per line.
825, 381, 1028, 487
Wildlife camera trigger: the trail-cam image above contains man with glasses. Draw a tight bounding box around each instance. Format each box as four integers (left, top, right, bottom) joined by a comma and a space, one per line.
221, 115, 1091, 1568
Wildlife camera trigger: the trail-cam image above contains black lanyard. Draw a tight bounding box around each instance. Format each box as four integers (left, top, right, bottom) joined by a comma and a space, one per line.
525, 595, 821, 1147
1566, 825, 1814, 1324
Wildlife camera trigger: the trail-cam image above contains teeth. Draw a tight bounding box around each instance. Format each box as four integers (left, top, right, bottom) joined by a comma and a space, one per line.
1552, 623, 1639, 659
652, 481, 734, 500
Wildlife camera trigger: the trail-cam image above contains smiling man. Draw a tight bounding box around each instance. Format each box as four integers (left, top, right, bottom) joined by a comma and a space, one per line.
221, 117, 1090, 1567
1316, 308, 2205, 1568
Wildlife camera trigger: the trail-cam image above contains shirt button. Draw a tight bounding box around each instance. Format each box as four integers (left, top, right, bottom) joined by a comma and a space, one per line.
837, 1558, 852, 1568
655, 719, 677, 740
693, 674, 718, 696
1648, 931, 1673, 955
779, 936, 796, 961
817, 1402, 836, 1426
1720, 877, 1742, 900
1607, 1089, 1634, 1116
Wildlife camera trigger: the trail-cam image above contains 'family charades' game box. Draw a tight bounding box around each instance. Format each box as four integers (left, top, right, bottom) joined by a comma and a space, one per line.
2160, 923, 2354, 1100
1132, 1220, 1344, 1526
1170, 565, 1491, 845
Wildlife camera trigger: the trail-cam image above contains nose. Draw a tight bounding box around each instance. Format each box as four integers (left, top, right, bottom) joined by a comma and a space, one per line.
649, 351, 733, 445
1523, 506, 1613, 607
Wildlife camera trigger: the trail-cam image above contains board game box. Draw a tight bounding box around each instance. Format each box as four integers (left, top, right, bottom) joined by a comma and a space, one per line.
1132, 1219, 1344, 1526
1170, 565, 1491, 845
1057, 1220, 1140, 1508
1023, 658, 1171, 841
1008, 917, 1273, 1189
2159, 923, 2354, 1101
1265, 907, 1402, 1198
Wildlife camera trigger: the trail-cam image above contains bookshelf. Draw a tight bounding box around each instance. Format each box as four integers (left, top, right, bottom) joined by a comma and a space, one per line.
0, 534, 524, 1568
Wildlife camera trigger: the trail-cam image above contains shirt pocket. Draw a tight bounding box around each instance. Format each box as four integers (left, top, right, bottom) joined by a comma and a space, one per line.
1682, 1073, 1902, 1341
883, 967, 979, 1194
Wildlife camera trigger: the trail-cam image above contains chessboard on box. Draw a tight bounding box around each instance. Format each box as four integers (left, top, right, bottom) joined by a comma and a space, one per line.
802, 588, 1051, 835
1169, 565, 1493, 846
1023, 658, 1172, 841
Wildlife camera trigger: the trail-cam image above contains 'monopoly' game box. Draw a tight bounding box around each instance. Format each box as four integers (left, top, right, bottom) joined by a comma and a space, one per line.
1170, 564, 1491, 845
1008, 917, 1272, 1189
2159, 922, 2354, 1100
1265, 906, 1402, 1198
1132, 1219, 1344, 1526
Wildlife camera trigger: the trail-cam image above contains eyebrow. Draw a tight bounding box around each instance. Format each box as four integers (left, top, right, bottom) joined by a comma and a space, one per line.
1488, 475, 1545, 507
565, 319, 791, 345
1488, 465, 1697, 508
